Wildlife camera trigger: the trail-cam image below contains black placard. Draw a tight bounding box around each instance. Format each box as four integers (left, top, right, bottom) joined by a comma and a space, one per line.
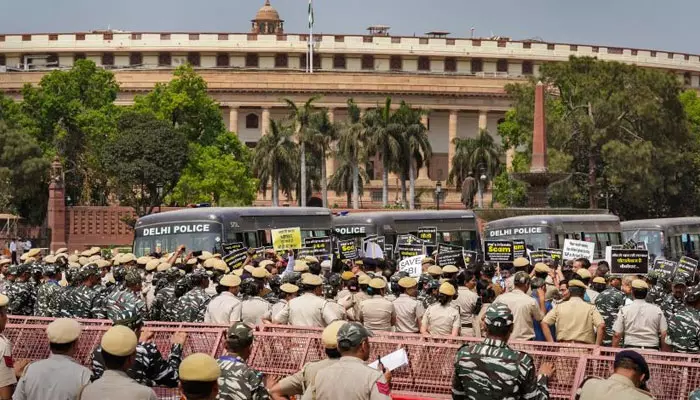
417, 227, 438, 246
298, 247, 315, 258
338, 239, 358, 260
484, 240, 514, 263
677, 257, 697, 281
222, 242, 245, 254
463, 250, 477, 266
384, 244, 394, 256
610, 249, 649, 275
253, 247, 265, 257
529, 251, 547, 264
437, 243, 464, 267
396, 234, 423, 246
622, 238, 638, 250
223, 248, 248, 270
539, 248, 563, 265
304, 237, 332, 257
513, 239, 527, 258
652, 259, 677, 279
680, 256, 699, 269
397, 243, 424, 259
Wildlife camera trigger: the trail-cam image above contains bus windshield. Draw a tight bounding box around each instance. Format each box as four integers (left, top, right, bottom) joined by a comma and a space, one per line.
485, 233, 551, 251
133, 233, 220, 256
624, 230, 663, 259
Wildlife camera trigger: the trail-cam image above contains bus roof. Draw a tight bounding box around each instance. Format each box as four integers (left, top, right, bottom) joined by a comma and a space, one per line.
486, 214, 620, 229
333, 210, 477, 225
621, 217, 700, 231
137, 207, 332, 227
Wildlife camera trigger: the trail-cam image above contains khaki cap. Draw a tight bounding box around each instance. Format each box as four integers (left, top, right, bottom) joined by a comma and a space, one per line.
78, 256, 89, 266
534, 263, 550, 273
43, 255, 56, 264
398, 277, 417, 289
219, 274, 242, 287
280, 283, 299, 294
442, 265, 459, 274
212, 259, 229, 273
358, 275, 372, 285
197, 251, 213, 261
156, 262, 172, 272
427, 265, 443, 276
145, 259, 161, 271
96, 259, 111, 269
233, 269, 244, 277
513, 257, 529, 268
186, 258, 198, 265
293, 261, 309, 272
341, 271, 355, 281
121, 253, 136, 263
439, 282, 456, 296
68, 254, 79, 263
422, 257, 434, 265
68, 262, 80, 269
26, 248, 42, 258
101, 325, 138, 357
305, 256, 319, 263
258, 260, 274, 269
46, 318, 82, 344
179, 353, 221, 382
203, 258, 217, 269
136, 256, 151, 265
80, 249, 92, 257
88, 247, 101, 256
55, 247, 68, 255
369, 277, 387, 289
301, 274, 323, 286
632, 279, 649, 290
592, 277, 607, 284
0, 294, 9, 307
0, 259, 10, 266
322, 321, 346, 349
568, 279, 587, 289
252, 267, 270, 279
576, 269, 592, 279
243, 265, 256, 274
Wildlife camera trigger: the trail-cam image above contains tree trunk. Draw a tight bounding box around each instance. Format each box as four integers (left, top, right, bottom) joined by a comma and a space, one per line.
382, 157, 389, 207
352, 162, 360, 209
588, 150, 597, 209
272, 171, 279, 207
409, 161, 416, 210
346, 191, 351, 208
400, 172, 407, 207
300, 141, 307, 207
321, 149, 328, 208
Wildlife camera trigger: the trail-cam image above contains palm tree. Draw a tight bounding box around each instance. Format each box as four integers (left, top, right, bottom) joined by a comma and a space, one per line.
283, 95, 321, 207
336, 99, 366, 209
307, 110, 338, 208
395, 102, 432, 209
448, 128, 502, 189
252, 119, 298, 206
329, 158, 370, 208
363, 97, 403, 207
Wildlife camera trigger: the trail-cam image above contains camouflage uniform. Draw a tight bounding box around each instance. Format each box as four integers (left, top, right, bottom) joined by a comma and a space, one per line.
419, 280, 439, 310
149, 285, 176, 321
646, 284, 666, 306
690, 388, 700, 400
7, 280, 36, 316
174, 287, 211, 322
34, 279, 61, 317
217, 323, 270, 400
103, 271, 147, 321
594, 287, 627, 346
452, 303, 549, 400
69, 285, 104, 319
660, 293, 687, 322
665, 286, 700, 353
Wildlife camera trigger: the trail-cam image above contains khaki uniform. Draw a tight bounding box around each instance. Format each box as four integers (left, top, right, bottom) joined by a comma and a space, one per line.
271, 299, 288, 320
359, 295, 395, 331
421, 303, 460, 336
612, 299, 667, 348
392, 294, 425, 333
204, 292, 242, 324
307, 356, 391, 400
273, 293, 336, 327
80, 370, 157, 400
277, 358, 339, 396
493, 289, 544, 340
452, 287, 479, 337
352, 292, 371, 322
324, 300, 347, 322
0, 335, 16, 389
579, 374, 654, 400
240, 297, 272, 325
542, 297, 605, 344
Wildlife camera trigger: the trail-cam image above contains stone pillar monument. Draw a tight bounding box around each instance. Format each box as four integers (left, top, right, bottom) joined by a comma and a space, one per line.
47, 157, 67, 252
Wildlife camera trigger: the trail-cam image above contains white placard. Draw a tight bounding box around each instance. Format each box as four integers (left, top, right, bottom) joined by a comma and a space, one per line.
368, 348, 409, 372
562, 239, 595, 261
398, 255, 424, 278
365, 242, 384, 259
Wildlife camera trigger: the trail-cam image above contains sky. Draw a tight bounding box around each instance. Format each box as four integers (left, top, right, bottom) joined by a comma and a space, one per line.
2, 0, 699, 54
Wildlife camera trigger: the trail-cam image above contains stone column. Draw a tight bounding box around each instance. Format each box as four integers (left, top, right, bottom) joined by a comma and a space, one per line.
325, 108, 336, 179
47, 157, 67, 252
447, 110, 458, 178
229, 106, 239, 134
418, 114, 430, 180
261, 107, 271, 136
478, 109, 488, 131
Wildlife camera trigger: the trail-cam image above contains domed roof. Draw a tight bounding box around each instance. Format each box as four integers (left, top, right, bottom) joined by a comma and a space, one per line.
254, 0, 281, 21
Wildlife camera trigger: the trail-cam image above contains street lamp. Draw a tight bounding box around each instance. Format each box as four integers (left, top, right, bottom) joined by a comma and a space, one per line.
156, 184, 164, 212
477, 165, 487, 208
435, 181, 442, 211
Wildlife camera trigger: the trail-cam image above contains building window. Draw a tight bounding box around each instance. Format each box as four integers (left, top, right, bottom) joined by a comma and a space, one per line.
22, 35, 31, 41
668, 53, 675, 59
187, 52, 200, 66
247, 34, 258, 41
103, 33, 113, 40
101, 53, 114, 66
74, 53, 86, 61
472, 39, 481, 47
131, 33, 142, 40
299, 53, 321, 70
592, 47, 599, 53
632, 49, 638, 56
417, 56, 430, 71
335, 35, 344, 43
419, 38, 429, 45
446, 39, 455, 45
216, 53, 229, 67
444, 57, 457, 72
371, 190, 382, 202
390, 55, 402, 71
245, 53, 259, 68
650, 51, 656, 57
0, 55, 5, 66
684, 72, 692, 86
608, 48, 623, 54
189, 33, 199, 40
75, 33, 85, 41
49, 34, 58, 41
158, 52, 171, 66
498, 40, 506, 48
391, 37, 401, 44
299, 34, 308, 42
276, 34, 287, 41
685, 54, 690, 61
363, 36, 373, 43
218, 34, 228, 40
246, 114, 259, 129
333, 54, 346, 69
570, 45, 578, 51
496, 59, 508, 73
274, 53, 288, 68
47, 53, 58, 66
523, 42, 531, 49
522, 60, 533, 75
471, 58, 483, 73
0, 36, 5, 42
547, 43, 555, 50
130, 52, 142, 66
361, 55, 374, 70
160, 33, 171, 40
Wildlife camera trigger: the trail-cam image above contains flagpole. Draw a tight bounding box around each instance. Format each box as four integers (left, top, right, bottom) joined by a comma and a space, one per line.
309, 0, 314, 74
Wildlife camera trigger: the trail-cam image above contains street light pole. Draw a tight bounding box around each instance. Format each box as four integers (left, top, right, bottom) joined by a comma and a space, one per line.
435, 181, 442, 211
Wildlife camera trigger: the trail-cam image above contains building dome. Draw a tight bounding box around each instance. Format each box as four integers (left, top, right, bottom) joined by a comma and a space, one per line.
255, 0, 280, 21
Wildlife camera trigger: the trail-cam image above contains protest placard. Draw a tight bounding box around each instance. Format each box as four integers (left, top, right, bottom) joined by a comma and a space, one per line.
512, 239, 527, 259
397, 243, 424, 260
610, 249, 649, 275
271, 227, 302, 251
304, 237, 332, 257
562, 239, 596, 261
437, 243, 464, 267
484, 240, 513, 263
221, 242, 244, 254
398, 255, 424, 277
223, 248, 247, 270
652, 259, 677, 279
337, 239, 358, 260
417, 227, 437, 246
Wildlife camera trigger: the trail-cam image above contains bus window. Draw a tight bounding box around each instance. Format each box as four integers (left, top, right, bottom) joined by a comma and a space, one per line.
245, 231, 259, 248
682, 234, 700, 257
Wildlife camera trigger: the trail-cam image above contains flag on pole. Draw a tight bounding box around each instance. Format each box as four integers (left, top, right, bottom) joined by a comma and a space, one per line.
308, 0, 314, 29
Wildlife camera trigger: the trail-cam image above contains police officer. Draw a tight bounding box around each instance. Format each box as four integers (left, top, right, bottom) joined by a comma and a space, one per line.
269, 283, 298, 321
273, 274, 336, 327
323, 282, 346, 322
352, 275, 372, 319
309, 322, 392, 399
33, 264, 61, 317
0, 294, 16, 399
104, 270, 147, 321
505, 257, 530, 292
595, 275, 628, 346
204, 274, 242, 324
660, 276, 688, 322
421, 282, 460, 336
67, 264, 103, 319
541, 279, 605, 345
270, 321, 346, 398
174, 270, 212, 322
358, 278, 395, 331
452, 269, 479, 337
612, 279, 667, 350
392, 277, 425, 333
149, 266, 179, 321
217, 322, 270, 399
664, 284, 700, 353
493, 271, 545, 341
240, 270, 272, 325
453, 303, 553, 400
7, 264, 35, 316
178, 353, 220, 400
577, 350, 653, 399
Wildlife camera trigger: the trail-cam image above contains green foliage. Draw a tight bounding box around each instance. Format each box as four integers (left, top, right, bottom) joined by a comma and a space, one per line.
363, 97, 403, 206
448, 129, 502, 189
252, 119, 298, 206
102, 111, 189, 216
394, 101, 432, 209
334, 99, 366, 209
492, 171, 528, 207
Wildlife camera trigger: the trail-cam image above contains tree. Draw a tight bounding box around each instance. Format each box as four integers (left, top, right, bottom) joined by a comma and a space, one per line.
307, 110, 338, 208
102, 112, 189, 216
448, 129, 502, 190
363, 97, 403, 207
252, 119, 298, 206
329, 159, 370, 208
395, 102, 432, 209
283, 95, 321, 207
133, 65, 225, 146
0, 122, 51, 224
335, 99, 366, 209
169, 134, 258, 206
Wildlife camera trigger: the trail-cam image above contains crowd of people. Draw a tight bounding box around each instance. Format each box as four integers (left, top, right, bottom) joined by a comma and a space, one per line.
0, 244, 699, 399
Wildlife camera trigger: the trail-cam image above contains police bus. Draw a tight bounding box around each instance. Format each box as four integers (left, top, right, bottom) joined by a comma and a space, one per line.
332, 210, 481, 251
484, 214, 622, 259
622, 217, 700, 260
133, 207, 333, 256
